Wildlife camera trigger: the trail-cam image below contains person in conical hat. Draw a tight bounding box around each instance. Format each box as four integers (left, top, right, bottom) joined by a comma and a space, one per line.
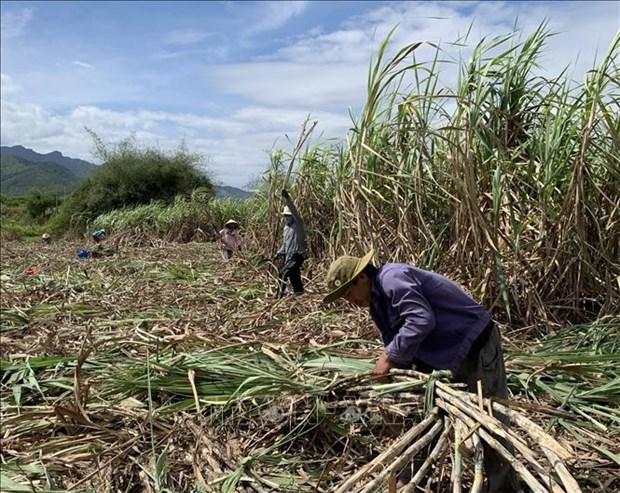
219, 219, 242, 262
324, 250, 520, 492
274, 189, 306, 297
41, 233, 51, 244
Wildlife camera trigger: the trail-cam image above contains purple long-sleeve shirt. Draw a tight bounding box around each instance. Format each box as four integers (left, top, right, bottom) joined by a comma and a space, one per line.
369, 264, 491, 373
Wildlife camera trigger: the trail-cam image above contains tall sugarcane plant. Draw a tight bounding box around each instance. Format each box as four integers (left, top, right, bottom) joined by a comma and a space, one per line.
253, 24, 619, 325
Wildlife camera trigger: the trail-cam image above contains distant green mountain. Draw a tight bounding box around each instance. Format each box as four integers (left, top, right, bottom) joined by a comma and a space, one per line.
0, 145, 98, 196
0, 155, 84, 196
1, 145, 97, 179
213, 185, 254, 200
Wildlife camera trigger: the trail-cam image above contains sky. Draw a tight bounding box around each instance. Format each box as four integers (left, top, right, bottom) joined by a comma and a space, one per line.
1, 1, 618, 187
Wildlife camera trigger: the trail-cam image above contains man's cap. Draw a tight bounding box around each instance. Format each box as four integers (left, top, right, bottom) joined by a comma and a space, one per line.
323, 250, 374, 303
225, 219, 239, 226
281, 205, 292, 215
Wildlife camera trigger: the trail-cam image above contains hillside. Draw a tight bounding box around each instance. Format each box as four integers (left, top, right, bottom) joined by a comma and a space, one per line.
1, 145, 97, 179
0, 145, 97, 196
0, 155, 84, 196
213, 184, 254, 199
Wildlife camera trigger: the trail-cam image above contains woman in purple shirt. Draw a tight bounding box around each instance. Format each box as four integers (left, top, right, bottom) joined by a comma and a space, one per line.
324, 250, 520, 492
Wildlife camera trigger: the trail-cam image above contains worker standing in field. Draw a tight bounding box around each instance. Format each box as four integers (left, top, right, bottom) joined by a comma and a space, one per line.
274, 189, 306, 298
323, 250, 520, 492
219, 220, 242, 261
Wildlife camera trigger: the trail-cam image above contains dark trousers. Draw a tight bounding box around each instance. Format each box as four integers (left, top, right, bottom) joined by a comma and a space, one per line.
277, 254, 304, 297
453, 322, 521, 493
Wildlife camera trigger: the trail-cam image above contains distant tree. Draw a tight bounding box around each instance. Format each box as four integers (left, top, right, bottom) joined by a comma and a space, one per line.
25, 189, 56, 220
52, 133, 213, 231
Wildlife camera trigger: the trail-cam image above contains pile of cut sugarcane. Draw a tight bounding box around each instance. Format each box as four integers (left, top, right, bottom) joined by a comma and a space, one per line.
0, 344, 611, 493
333, 369, 581, 493
103, 348, 591, 492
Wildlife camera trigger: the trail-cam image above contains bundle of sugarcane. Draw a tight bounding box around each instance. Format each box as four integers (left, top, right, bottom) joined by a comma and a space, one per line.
324, 368, 581, 493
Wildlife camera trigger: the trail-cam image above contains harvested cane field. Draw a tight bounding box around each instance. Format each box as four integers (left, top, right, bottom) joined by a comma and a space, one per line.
1, 240, 619, 492
2, 23, 620, 493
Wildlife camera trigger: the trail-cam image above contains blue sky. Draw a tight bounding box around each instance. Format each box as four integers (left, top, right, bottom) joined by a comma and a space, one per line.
1, 1, 618, 187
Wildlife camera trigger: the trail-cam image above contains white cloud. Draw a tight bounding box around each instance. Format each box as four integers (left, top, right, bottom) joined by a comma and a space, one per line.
0, 7, 33, 38
209, 62, 369, 109
208, 1, 618, 112
3, 68, 143, 107
163, 29, 212, 46
0, 99, 349, 186
151, 46, 229, 62
73, 61, 94, 69
250, 1, 309, 34
1, 100, 66, 142
0, 73, 20, 97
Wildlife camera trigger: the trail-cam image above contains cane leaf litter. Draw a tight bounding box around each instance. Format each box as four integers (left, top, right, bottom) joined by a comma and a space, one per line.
1, 242, 618, 492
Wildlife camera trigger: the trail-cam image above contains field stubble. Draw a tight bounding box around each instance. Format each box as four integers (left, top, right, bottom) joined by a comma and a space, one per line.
0, 241, 618, 492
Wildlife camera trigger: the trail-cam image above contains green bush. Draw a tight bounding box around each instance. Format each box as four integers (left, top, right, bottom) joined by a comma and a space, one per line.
0, 194, 49, 241
0, 194, 26, 221
25, 189, 57, 221
53, 135, 213, 232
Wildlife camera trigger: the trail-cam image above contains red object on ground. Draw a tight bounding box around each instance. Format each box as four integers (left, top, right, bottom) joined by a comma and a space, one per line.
23, 266, 42, 276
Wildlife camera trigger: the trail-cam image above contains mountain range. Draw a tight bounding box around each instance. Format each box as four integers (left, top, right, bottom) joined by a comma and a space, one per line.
0, 145, 253, 199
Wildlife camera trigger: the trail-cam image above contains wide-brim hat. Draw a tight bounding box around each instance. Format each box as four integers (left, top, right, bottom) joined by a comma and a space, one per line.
225, 219, 239, 226
323, 250, 374, 304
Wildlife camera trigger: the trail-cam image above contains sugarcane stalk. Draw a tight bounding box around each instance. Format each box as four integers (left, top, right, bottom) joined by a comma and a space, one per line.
491, 400, 574, 460
435, 387, 528, 448
455, 419, 476, 457
443, 384, 575, 460
333, 409, 439, 493
360, 419, 444, 493
478, 426, 565, 493
452, 419, 463, 493
324, 399, 407, 417
187, 368, 201, 413
438, 390, 568, 492
541, 446, 583, 493
469, 434, 484, 493
435, 389, 539, 464
283, 117, 318, 190
438, 384, 581, 490
355, 391, 425, 404
401, 423, 450, 493
438, 399, 553, 493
